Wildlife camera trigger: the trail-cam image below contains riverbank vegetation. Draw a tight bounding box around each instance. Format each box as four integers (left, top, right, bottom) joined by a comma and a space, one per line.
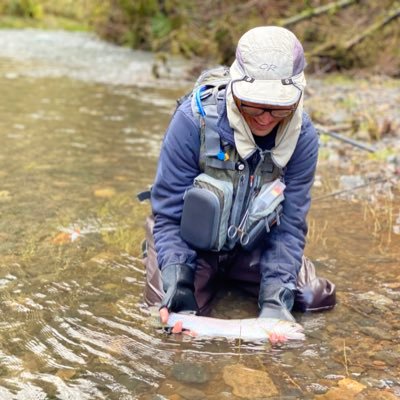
1, 0, 399, 76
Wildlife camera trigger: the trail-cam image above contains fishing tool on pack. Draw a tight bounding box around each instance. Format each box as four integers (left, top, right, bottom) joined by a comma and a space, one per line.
227, 208, 251, 246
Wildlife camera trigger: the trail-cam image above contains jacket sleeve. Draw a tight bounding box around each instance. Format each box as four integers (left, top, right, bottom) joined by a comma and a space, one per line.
151, 101, 201, 270
259, 113, 319, 289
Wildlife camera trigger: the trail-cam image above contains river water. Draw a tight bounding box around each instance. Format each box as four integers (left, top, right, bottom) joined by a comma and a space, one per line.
0, 29, 399, 400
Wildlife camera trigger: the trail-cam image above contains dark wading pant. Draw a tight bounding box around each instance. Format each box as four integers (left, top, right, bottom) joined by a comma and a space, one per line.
143, 216, 336, 316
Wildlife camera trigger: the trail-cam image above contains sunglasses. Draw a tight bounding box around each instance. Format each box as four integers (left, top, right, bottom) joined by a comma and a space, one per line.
239, 104, 296, 118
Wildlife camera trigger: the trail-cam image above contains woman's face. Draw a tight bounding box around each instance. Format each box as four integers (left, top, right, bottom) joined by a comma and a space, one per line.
235, 98, 297, 136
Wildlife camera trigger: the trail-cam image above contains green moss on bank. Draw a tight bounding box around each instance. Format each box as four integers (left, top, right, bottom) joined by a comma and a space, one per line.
0, 0, 399, 76
0, 15, 90, 31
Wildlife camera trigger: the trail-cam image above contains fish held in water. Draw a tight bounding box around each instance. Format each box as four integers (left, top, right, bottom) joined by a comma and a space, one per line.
166, 313, 305, 344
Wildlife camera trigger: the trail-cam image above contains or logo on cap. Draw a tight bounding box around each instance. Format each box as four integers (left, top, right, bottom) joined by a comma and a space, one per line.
260, 64, 277, 71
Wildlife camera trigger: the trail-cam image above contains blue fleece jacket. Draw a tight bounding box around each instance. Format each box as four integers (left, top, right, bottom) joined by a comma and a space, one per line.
151, 92, 318, 289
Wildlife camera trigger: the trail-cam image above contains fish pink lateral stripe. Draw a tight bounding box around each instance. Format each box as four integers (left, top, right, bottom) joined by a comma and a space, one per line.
167, 313, 305, 342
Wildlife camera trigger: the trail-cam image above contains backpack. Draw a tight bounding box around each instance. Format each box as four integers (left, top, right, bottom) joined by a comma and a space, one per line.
137, 66, 232, 202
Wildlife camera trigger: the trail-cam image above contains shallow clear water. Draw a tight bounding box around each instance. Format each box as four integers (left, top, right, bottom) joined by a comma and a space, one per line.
0, 30, 399, 399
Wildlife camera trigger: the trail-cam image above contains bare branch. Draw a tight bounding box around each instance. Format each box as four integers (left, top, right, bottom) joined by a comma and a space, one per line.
344, 7, 400, 50
279, 0, 358, 27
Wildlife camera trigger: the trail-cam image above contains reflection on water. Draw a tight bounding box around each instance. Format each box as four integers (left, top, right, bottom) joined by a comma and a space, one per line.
0, 30, 399, 399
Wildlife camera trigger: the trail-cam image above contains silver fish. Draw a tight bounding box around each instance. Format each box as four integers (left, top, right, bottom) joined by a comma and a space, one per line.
167, 313, 305, 343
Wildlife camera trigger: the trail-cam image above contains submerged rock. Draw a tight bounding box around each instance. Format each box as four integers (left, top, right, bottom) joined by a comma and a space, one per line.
171, 362, 210, 384
372, 350, 400, 367
316, 377, 366, 399
308, 382, 329, 395
222, 363, 278, 399
355, 388, 399, 399
359, 326, 393, 341
176, 386, 207, 400
356, 291, 394, 308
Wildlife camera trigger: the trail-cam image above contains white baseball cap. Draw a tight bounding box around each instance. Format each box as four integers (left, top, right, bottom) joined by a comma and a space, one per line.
230, 26, 306, 106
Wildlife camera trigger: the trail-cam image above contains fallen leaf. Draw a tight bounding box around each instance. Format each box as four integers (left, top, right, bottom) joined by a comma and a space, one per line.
52, 232, 72, 244
94, 188, 116, 198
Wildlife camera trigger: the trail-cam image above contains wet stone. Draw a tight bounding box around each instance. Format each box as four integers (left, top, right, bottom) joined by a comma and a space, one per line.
176, 386, 206, 400
355, 388, 400, 400
338, 378, 366, 393
301, 349, 319, 358
306, 330, 327, 341
308, 383, 329, 394
171, 362, 210, 384
351, 366, 365, 375
223, 363, 278, 399
373, 350, 400, 367
356, 292, 394, 309
316, 378, 366, 399
360, 377, 390, 389
324, 360, 345, 372
359, 326, 393, 341
324, 374, 345, 381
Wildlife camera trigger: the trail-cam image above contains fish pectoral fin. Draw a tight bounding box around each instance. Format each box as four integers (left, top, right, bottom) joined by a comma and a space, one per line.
171, 321, 184, 334
267, 331, 288, 345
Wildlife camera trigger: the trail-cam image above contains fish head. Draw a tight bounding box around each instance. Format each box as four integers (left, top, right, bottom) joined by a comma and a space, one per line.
256, 318, 305, 343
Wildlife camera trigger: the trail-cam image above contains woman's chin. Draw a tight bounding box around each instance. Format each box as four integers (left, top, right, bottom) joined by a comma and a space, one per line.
251, 126, 274, 136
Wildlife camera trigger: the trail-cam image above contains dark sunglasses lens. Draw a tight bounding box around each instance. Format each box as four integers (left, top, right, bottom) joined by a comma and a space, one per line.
270, 109, 293, 118
241, 106, 264, 116
240, 105, 295, 118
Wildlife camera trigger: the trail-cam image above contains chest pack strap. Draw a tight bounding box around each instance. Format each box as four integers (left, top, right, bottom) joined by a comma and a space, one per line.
206, 157, 236, 170
195, 85, 233, 171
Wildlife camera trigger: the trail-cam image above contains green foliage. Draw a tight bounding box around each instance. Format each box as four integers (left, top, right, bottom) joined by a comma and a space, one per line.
5, 0, 43, 19
214, 24, 236, 65
367, 147, 396, 161
151, 13, 172, 39
0, 0, 399, 75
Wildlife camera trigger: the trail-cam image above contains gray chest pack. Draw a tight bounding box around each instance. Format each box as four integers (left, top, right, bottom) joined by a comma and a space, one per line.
179, 66, 285, 252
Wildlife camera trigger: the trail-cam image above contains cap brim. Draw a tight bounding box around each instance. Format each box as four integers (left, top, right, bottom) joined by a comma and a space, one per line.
230, 60, 301, 106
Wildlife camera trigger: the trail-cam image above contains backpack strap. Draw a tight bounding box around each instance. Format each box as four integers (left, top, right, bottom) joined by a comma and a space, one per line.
193, 84, 236, 170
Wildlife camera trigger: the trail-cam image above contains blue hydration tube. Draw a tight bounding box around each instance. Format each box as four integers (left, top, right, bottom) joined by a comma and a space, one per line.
195, 86, 207, 117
